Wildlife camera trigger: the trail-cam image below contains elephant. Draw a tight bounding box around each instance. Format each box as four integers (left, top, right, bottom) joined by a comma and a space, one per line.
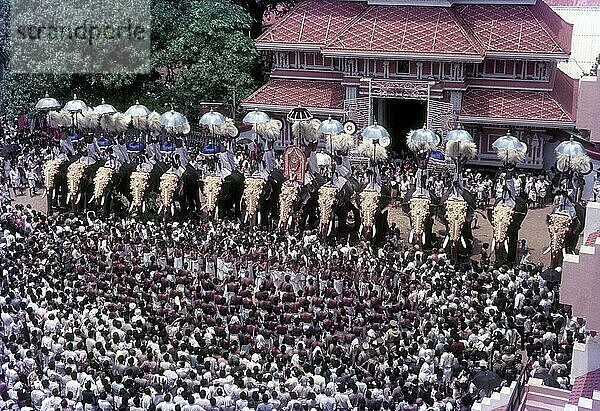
402, 187, 438, 250
215, 170, 245, 220
255, 169, 285, 229
358, 182, 392, 245
44, 158, 71, 215
89, 160, 135, 217
436, 187, 478, 261
65, 157, 104, 214
546, 193, 586, 267
487, 196, 528, 265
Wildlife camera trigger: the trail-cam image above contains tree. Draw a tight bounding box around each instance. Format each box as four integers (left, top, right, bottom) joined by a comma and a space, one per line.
232, 0, 295, 39
590, 53, 600, 76
152, 0, 259, 120
0, 0, 259, 120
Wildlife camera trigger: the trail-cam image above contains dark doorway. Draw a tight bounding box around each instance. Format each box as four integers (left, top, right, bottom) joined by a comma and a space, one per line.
374, 98, 427, 157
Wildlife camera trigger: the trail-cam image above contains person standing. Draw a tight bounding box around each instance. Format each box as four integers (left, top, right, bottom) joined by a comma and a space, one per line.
26, 167, 37, 197
9, 164, 22, 197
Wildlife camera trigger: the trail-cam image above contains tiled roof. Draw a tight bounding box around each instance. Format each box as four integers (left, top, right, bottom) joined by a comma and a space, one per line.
569, 368, 600, 404
456, 4, 568, 55
323, 6, 484, 57
585, 229, 600, 246
256, 0, 368, 46
460, 89, 574, 124
242, 79, 345, 111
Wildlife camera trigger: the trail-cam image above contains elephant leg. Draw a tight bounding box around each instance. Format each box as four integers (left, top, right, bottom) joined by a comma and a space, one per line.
506, 231, 519, 264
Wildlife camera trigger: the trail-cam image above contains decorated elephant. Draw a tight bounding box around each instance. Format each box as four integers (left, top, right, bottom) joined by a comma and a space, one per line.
89, 158, 135, 217
488, 196, 528, 265
65, 156, 104, 213
402, 187, 437, 249
545, 193, 586, 267
436, 186, 478, 260
43, 157, 70, 215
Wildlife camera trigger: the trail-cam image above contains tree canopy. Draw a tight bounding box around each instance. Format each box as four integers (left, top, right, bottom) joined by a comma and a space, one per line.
0, 0, 259, 121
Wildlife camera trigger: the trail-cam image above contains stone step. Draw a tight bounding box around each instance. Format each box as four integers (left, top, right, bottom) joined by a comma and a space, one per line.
527, 384, 572, 400
523, 399, 568, 411
526, 391, 570, 407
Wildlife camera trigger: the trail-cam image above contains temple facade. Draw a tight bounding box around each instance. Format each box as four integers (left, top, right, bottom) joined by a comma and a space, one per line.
242, 0, 578, 169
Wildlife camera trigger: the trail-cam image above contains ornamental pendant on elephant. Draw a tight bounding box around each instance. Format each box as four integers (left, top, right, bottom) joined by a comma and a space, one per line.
283, 146, 306, 184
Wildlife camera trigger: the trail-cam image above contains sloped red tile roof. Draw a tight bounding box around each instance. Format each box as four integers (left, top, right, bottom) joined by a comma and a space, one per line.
456, 4, 568, 55
569, 368, 600, 404
460, 89, 574, 125
585, 229, 600, 246
256, 0, 368, 46
322, 6, 484, 58
242, 79, 345, 111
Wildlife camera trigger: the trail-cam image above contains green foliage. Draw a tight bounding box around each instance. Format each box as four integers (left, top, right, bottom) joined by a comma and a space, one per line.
0, 0, 259, 121
590, 53, 600, 76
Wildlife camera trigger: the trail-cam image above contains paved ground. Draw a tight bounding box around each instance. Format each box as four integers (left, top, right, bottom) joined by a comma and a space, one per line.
12, 190, 554, 266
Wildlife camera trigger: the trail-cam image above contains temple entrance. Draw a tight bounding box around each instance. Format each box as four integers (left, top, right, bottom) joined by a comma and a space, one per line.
374, 98, 427, 157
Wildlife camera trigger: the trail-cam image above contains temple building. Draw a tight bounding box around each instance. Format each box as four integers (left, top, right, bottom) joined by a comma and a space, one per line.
242, 0, 579, 169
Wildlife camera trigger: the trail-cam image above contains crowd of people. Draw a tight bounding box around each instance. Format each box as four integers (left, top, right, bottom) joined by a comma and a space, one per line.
0, 200, 586, 411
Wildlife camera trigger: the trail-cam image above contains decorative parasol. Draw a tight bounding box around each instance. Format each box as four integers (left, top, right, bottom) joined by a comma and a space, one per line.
94, 99, 117, 116
159, 110, 190, 134
124, 100, 151, 118
555, 138, 586, 158
408, 125, 438, 152
445, 124, 477, 162
492, 131, 527, 166
35, 93, 61, 110
317, 116, 344, 135
243, 108, 270, 125
63, 94, 88, 112
287, 105, 313, 123
361, 122, 390, 141
199, 108, 226, 126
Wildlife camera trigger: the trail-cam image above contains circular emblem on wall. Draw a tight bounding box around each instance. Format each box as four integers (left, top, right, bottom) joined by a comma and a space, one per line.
343, 120, 357, 135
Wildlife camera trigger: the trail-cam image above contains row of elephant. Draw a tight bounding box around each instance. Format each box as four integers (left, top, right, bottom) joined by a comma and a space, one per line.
42, 156, 391, 242
402, 185, 585, 266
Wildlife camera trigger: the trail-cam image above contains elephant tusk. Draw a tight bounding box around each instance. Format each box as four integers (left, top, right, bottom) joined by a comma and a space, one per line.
461, 237, 467, 249
101, 196, 106, 206
258, 211, 261, 226
42, 188, 47, 198
504, 241, 509, 254
158, 204, 163, 215
327, 221, 333, 237
373, 224, 377, 238
171, 205, 175, 216
542, 246, 551, 255
143, 202, 146, 213
442, 236, 449, 249
409, 230, 414, 244
491, 239, 496, 252
88, 195, 95, 204
76, 193, 81, 205
421, 232, 425, 245
66, 194, 71, 203
288, 215, 292, 228
129, 203, 134, 213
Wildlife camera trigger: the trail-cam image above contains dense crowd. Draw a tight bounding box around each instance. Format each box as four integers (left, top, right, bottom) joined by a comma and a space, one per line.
0, 201, 587, 411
